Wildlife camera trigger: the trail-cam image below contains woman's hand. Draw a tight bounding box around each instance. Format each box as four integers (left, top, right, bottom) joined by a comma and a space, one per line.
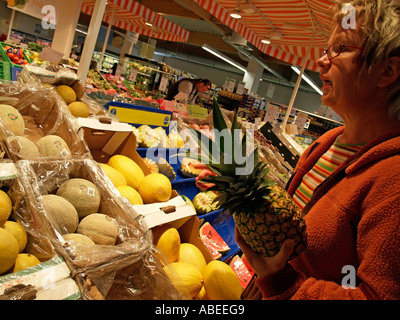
193, 163, 217, 190
235, 226, 294, 278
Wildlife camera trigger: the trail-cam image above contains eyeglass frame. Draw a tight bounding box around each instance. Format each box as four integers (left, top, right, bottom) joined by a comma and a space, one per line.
322, 42, 363, 61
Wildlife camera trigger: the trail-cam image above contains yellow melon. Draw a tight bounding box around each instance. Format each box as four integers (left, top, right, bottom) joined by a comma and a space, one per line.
0, 228, 19, 274
100, 163, 127, 187
35, 135, 71, 158
77, 213, 119, 245
42, 195, 79, 234
56, 85, 76, 104
0, 104, 25, 137
56, 178, 101, 219
116, 185, 143, 205
178, 243, 207, 274
163, 262, 203, 298
4, 221, 27, 253
68, 101, 90, 118
195, 286, 208, 300
203, 260, 243, 300
152, 224, 180, 263
0, 189, 12, 227
138, 173, 172, 204
12, 253, 40, 273
108, 155, 145, 190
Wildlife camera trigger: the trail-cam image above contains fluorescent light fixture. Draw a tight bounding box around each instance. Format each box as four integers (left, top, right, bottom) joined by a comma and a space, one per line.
230, 9, 242, 19
202, 44, 246, 73
261, 38, 271, 44
75, 28, 88, 35
291, 66, 323, 95
145, 22, 153, 27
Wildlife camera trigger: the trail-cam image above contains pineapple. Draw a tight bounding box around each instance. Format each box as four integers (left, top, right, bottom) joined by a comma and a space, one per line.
183, 98, 306, 259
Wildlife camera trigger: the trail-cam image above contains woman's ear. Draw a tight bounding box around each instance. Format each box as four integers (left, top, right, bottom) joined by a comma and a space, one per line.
377, 56, 400, 88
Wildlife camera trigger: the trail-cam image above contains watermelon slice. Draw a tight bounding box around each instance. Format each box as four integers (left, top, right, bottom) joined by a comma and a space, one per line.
228, 255, 253, 289
199, 222, 230, 258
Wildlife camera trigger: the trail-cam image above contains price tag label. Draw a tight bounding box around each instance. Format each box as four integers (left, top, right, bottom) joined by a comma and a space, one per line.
129, 68, 138, 82
159, 76, 168, 92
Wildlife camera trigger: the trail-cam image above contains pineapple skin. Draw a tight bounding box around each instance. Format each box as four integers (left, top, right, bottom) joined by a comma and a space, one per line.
233, 185, 307, 260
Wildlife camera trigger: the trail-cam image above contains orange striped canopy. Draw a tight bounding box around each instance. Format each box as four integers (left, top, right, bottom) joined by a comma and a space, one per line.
81, 0, 190, 42
194, 0, 335, 71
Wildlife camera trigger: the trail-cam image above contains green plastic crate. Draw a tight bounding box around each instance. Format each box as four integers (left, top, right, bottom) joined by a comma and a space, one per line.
0, 60, 11, 81
0, 42, 30, 67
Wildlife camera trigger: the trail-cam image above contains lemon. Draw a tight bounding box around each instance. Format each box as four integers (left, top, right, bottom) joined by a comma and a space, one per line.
116, 185, 143, 205
4, 221, 27, 253
0, 190, 12, 227
13, 253, 40, 273
0, 228, 19, 274
138, 173, 172, 204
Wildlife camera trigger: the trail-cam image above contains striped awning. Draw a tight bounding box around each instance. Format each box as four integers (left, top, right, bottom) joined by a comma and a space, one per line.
193, 0, 335, 71
81, 0, 190, 42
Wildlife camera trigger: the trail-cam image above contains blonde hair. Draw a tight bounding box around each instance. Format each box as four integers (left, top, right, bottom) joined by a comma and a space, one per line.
333, 0, 400, 119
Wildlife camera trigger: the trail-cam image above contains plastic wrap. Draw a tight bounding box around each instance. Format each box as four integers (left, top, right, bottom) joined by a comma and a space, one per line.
14, 158, 182, 300
0, 82, 91, 161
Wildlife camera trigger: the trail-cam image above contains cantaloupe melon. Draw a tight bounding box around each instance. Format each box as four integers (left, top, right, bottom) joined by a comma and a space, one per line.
178, 243, 207, 273
56, 85, 76, 104
56, 178, 101, 219
203, 260, 243, 300
77, 213, 119, 245
0, 104, 25, 137
163, 262, 203, 299
41, 194, 79, 234
6, 135, 40, 158
68, 101, 90, 118
152, 224, 180, 263
100, 163, 127, 188
107, 155, 145, 190
62, 233, 95, 246
116, 185, 143, 205
36, 135, 71, 158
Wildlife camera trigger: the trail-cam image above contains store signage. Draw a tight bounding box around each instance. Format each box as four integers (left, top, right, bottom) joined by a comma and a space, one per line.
129, 68, 138, 82
38, 47, 64, 64
7, 0, 62, 28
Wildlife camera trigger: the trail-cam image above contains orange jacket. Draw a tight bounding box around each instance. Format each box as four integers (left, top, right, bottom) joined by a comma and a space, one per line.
255, 126, 400, 299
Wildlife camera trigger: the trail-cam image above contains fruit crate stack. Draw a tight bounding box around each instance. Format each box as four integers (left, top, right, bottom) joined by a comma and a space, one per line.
0, 82, 182, 300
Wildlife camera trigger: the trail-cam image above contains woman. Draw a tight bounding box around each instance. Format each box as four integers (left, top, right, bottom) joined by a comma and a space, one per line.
198, 0, 400, 300
166, 78, 211, 105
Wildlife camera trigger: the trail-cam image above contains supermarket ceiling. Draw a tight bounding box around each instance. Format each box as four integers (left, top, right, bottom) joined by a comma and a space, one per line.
81, 0, 336, 85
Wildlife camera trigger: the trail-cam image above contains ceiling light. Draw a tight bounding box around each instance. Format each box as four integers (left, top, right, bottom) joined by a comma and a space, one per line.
261, 38, 271, 44
291, 66, 323, 95
145, 22, 153, 27
202, 44, 247, 73
230, 9, 242, 19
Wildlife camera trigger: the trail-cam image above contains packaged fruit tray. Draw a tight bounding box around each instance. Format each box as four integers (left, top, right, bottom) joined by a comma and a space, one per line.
14, 159, 181, 300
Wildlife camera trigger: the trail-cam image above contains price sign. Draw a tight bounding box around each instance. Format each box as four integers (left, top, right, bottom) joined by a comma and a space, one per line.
159, 76, 168, 92
129, 68, 138, 82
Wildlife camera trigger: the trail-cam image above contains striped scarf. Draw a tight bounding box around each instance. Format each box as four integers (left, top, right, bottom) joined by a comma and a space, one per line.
293, 138, 364, 211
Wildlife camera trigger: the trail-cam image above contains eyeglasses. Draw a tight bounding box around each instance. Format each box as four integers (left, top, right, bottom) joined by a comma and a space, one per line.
322, 42, 363, 61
